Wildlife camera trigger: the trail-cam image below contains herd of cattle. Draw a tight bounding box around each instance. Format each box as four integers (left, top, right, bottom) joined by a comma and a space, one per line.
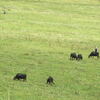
70, 48, 99, 60
13, 48, 99, 85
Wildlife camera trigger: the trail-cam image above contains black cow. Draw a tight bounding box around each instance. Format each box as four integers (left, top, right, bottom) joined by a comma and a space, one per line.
88, 51, 99, 58
13, 73, 27, 81
47, 76, 54, 84
70, 53, 77, 60
77, 54, 83, 60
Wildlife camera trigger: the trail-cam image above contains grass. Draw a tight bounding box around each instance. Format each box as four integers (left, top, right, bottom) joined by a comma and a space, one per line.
0, 0, 100, 100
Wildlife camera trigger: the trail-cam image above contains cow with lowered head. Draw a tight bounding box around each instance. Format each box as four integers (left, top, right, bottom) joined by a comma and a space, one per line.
13, 73, 27, 81
77, 54, 83, 60
47, 76, 55, 85
70, 52, 77, 60
70, 52, 83, 60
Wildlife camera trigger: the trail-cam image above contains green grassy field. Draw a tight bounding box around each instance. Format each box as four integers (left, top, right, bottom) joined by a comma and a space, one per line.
0, 0, 100, 100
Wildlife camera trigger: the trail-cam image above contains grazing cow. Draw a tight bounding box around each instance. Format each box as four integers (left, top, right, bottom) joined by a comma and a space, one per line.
77, 54, 83, 60
88, 51, 99, 58
13, 73, 27, 81
47, 76, 54, 84
70, 53, 77, 60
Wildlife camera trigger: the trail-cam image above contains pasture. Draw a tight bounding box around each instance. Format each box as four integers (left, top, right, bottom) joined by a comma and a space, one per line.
0, 0, 100, 100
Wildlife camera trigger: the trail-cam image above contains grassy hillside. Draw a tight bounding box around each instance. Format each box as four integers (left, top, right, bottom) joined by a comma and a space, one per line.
0, 0, 100, 100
